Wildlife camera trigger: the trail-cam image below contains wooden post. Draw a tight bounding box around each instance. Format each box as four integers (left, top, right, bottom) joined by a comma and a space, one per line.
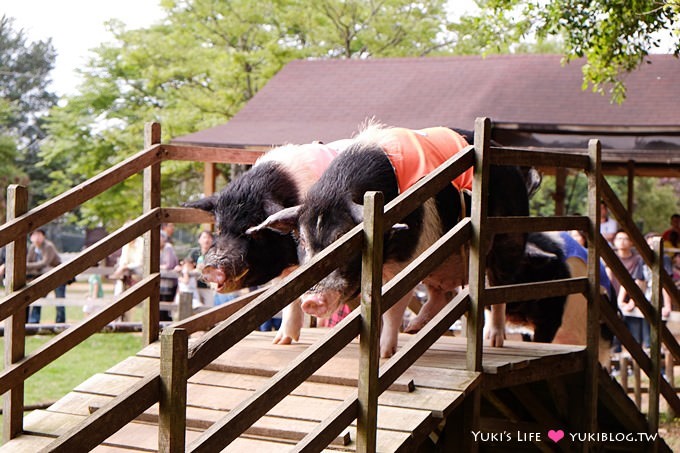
159, 328, 189, 452
554, 167, 566, 216
202, 162, 216, 231
143, 122, 162, 344
3, 185, 28, 442
584, 139, 601, 446
356, 192, 384, 453
649, 237, 663, 440
465, 117, 490, 453
467, 117, 490, 373
665, 352, 675, 419
627, 160, 635, 215
176, 292, 194, 321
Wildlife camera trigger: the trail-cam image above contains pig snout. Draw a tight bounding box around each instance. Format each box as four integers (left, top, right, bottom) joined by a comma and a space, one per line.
301, 289, 342, 318
201, 265, 226, 286
300, 293, 330, 317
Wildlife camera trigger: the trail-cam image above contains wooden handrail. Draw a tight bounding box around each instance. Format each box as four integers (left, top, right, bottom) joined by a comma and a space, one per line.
0, 275, 158, 395
0, 144, 162, 249
0, 210, 161, 323
489, 146, 591, 170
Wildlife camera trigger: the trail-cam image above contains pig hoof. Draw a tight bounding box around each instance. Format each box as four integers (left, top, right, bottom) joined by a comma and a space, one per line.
403, 319, 426, 334
380, 345, 397, 358
273, 335, 293, 345
487, 332, 505, 348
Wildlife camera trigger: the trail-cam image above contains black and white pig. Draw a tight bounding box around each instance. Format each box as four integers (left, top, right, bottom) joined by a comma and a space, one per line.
184, 140, 351, 344
504, 231, 614, 365
252, 124, 540, 357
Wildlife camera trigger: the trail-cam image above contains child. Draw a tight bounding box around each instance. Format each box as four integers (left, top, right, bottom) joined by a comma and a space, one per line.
84, 273, 104, 316
176, 256, 202, 309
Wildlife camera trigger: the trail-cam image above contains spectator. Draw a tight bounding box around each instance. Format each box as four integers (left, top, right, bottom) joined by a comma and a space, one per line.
600, 202, 618, 245
188, 230, 214, 306
612, 230, 647, 349
111, 232, 144, 321
569, 229, 588, 248
84, 272, 104, 317
159, 231, 179, 321
176, 255, 202, 309
26, 229, 66, 323
0, 247, 5, 287
672, 252, 680, 292
662, 213, 680, 251
161, 222, 176, 244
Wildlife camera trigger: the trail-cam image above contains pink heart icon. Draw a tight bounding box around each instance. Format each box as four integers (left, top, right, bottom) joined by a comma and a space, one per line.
548, 429, 564, 443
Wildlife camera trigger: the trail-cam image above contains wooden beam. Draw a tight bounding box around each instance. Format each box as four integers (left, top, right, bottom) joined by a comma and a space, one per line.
584, 139, 601, 442
0, 144, 162, 249
3, 184, 27, 441
159, 328, 189, 452
143, 122, 162, 345
357, 192, 384, 453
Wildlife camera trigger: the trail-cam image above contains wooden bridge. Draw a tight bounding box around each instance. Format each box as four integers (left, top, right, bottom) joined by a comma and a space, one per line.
1, 118, 679, 451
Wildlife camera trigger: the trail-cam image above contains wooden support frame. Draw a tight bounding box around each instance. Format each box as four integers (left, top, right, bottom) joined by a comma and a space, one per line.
357, 192, 384, 453
159, 328, 189, 452
143, 122, 162, 345
648, 237, 663, 442
3, 185, 28, 442
467, 117, 490, 373
583, 139, 601, 444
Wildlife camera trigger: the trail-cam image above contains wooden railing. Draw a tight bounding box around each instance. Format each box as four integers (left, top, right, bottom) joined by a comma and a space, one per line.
1, 118, 677, 450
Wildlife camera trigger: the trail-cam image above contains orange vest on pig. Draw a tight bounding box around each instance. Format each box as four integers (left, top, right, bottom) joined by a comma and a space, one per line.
377, 127, 473, 194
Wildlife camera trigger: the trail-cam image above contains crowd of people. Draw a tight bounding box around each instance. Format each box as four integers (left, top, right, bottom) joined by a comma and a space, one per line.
595, 207, 680, 368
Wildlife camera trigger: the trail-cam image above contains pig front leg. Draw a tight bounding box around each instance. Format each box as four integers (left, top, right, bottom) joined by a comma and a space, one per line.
379, 293, 411, 358
404, 285, 450, 334
486, 303, 506, 347
273, 299, 304, 345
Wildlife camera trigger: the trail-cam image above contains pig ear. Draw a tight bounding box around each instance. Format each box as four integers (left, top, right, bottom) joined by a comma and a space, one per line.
350, 202, 364, 224
263, 198, 285, 217
183, 195, 218, 213
524, 242, 558, 263
246, 205, 301, 236
351, 202, 408, 232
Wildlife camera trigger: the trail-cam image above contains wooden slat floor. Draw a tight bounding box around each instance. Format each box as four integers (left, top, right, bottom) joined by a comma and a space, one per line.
4, 328, 586, 452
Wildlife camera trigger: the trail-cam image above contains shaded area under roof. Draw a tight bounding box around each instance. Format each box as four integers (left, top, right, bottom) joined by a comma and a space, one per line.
173, 54, 680, 147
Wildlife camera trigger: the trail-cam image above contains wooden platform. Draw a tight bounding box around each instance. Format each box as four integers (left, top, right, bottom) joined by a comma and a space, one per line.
3, 329, 587, 452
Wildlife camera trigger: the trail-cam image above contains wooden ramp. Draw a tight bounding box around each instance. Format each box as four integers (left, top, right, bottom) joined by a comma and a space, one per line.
2, 328, 593, 452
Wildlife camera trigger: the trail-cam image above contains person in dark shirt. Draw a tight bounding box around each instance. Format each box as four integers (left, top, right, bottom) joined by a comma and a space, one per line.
26, 229, 66, 323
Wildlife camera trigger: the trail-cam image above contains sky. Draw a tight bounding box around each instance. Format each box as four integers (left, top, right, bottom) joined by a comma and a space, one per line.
2, 1, 481, 98
2, 0, 164, 96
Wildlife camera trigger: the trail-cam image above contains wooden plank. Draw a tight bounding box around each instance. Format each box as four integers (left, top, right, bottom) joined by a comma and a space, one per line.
0, 433, 55, 452
186, 314, 363, 452
162, 143, 264, 165
486, 215, 589, 235
43, 373, 161, 452
488, 146, 590, 170
144, 334, 415, 392
485, 277, 588, 305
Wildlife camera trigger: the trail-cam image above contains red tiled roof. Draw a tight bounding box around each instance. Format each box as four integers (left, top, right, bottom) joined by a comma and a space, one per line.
172, 54, 680, 148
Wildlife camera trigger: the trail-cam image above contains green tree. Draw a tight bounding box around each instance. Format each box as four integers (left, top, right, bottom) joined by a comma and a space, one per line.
0, 15, 58, 212
530, 173, 680, 234
471, 0, 680, 102
41, 0, 456, 228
